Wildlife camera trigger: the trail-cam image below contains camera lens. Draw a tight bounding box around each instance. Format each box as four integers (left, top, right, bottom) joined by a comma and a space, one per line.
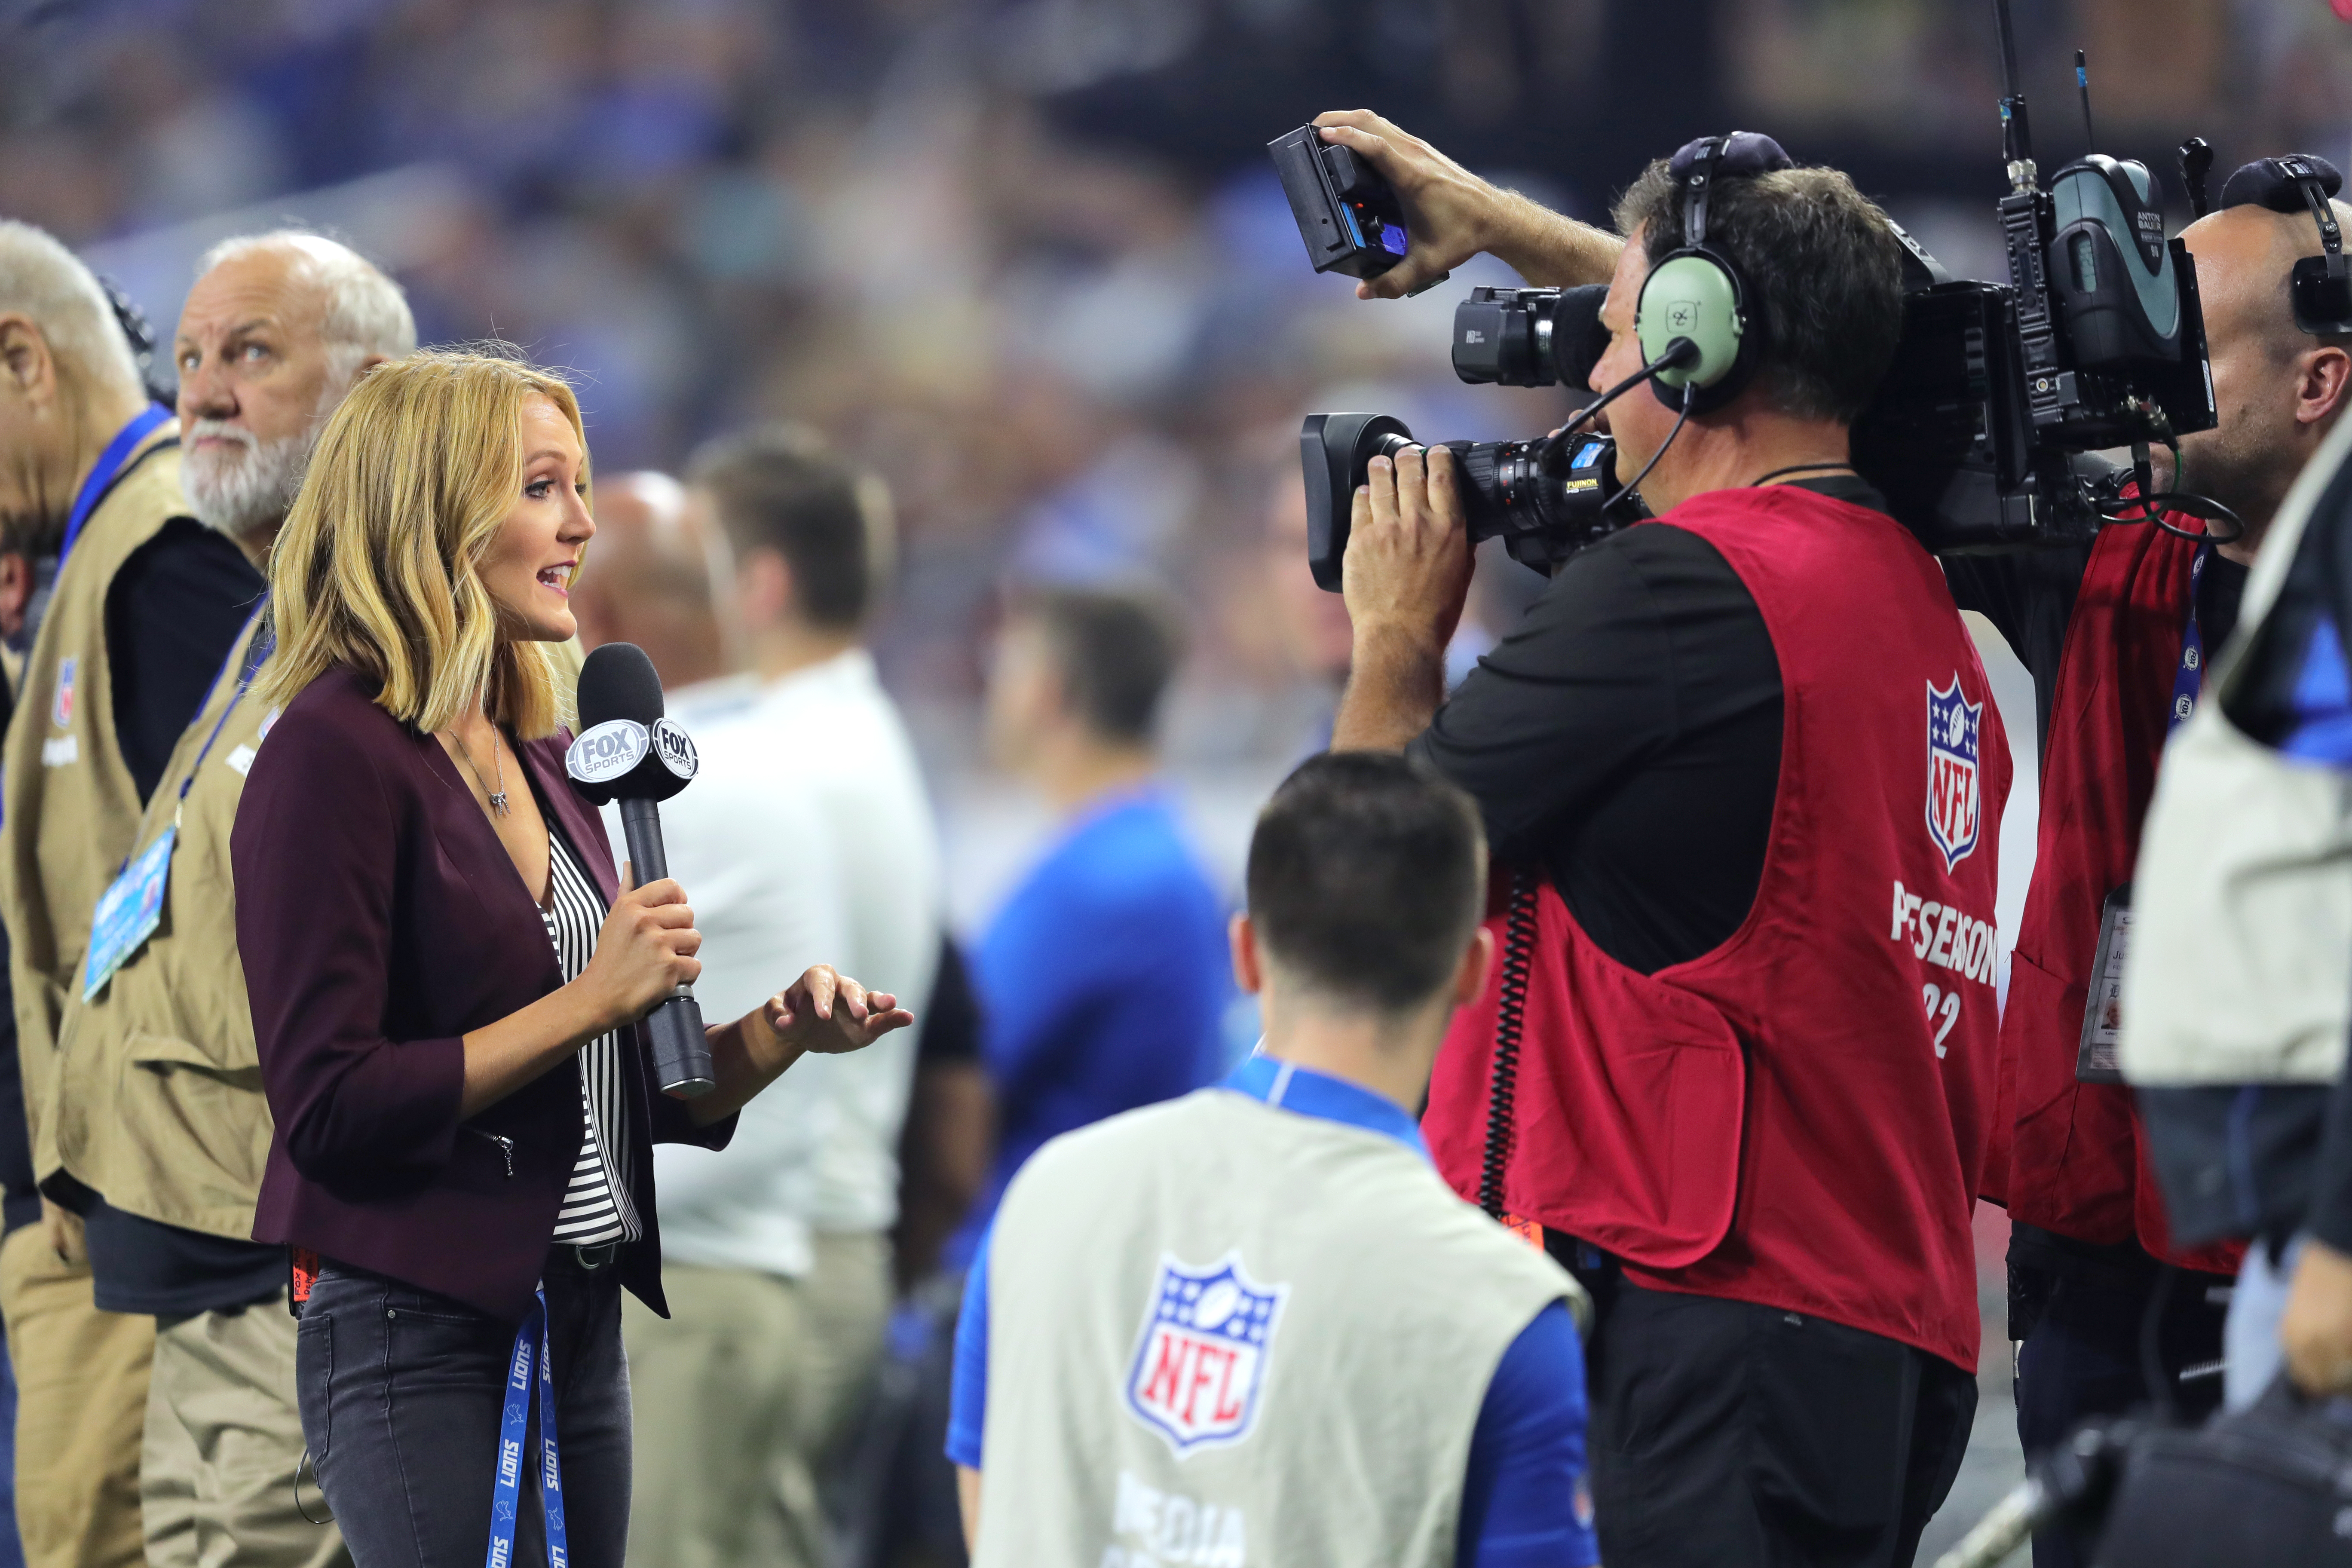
1300, 413, 1639, 589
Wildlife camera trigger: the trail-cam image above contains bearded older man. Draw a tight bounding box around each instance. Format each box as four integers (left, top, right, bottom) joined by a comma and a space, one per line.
3, 227, 410, 1568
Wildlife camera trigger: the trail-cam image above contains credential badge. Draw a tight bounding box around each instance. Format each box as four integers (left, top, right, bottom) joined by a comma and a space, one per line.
1124, 1254, 1287, 1458
1926, 675, 1983, 872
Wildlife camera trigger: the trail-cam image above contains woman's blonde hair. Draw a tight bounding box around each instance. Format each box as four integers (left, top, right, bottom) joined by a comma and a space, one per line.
261, 346, 588, 738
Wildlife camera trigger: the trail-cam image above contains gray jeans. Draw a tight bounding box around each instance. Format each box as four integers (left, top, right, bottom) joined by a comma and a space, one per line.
295, 1253, 632, 1568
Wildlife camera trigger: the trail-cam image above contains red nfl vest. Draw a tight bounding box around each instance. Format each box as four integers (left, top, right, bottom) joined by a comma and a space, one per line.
1985, 517, 2244, 1275
1423, 485, 2012, 1372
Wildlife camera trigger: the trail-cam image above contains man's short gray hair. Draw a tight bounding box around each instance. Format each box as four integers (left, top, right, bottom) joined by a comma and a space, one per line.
0, 220, 144, 403
194, 230, 416, 388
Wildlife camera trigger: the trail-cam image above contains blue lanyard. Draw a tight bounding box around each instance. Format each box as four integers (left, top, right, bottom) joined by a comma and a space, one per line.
60, 405, 173, 570
486, 1287, 568, 1568
177, 598, 275, 807
2168, 543, 2214, 734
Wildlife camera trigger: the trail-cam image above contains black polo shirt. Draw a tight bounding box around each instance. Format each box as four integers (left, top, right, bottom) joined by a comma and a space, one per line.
1407, 475, 1886, 977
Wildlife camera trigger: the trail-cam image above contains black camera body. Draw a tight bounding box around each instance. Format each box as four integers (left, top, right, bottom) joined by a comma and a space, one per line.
1852, 156, 2218, 555
1452, 285, 1610, 389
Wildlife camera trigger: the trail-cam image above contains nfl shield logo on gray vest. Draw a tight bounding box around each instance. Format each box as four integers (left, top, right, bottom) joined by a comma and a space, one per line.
1926, 676, 1983, 872
1124, 1255, 1288, 1457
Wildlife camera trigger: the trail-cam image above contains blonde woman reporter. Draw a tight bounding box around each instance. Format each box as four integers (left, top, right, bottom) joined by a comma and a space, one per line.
230, 348, 911, 1568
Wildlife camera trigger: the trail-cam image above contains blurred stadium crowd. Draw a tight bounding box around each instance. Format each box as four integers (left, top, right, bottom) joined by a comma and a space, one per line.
0, 0, 2334, 790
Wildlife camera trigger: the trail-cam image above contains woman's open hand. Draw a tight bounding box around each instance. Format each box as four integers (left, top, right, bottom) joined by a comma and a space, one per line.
686, 965, 916, 1127
578, 867, 701, 1035
762, 966, 914, 1057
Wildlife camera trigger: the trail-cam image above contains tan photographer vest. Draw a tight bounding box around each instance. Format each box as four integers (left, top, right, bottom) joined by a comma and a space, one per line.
45, 609, 279, 1236
0, 438, 190, 1168
975, 1088, 1576, 1568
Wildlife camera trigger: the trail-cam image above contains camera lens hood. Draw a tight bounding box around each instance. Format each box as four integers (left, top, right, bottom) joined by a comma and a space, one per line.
1300, 412, 1414, 591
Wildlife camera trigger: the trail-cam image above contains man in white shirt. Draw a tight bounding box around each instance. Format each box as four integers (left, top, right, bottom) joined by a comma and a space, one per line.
572, 439, 943, 1568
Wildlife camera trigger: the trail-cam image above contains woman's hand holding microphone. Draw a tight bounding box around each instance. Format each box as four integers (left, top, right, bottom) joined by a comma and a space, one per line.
576, 867, 704, 1035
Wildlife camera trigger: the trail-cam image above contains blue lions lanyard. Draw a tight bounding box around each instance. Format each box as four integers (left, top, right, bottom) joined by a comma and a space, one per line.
79, 598, 275, 1001
176, 600, 276, 808
486, 1288, 568, 1568
2168, 544, 2214, 735
60, 404, 173, 571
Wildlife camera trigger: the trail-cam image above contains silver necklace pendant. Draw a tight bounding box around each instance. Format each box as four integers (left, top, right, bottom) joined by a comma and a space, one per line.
487, 790, 511, 817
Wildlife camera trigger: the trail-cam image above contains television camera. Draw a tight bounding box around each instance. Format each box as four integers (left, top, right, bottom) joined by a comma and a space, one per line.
1277, 0, 2234, 591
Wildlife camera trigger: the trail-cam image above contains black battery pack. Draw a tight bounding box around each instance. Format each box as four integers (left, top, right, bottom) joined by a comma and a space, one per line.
1267, 125, 1446, 292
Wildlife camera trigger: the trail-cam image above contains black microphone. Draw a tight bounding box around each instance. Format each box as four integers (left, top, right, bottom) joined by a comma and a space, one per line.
566, 642, 714, 1099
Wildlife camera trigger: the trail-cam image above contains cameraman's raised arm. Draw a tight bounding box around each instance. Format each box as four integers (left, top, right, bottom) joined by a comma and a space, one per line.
1313, 110, 1623, 300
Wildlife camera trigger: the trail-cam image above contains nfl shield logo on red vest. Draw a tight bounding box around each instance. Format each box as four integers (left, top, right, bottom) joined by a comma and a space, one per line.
1925, 676, 1982, 871
1125, 1255, 1287, 1456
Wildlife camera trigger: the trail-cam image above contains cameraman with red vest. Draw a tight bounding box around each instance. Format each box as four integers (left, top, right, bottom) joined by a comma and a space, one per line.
1942, 158, 2352, 1559
1325, 113, 2009, 1568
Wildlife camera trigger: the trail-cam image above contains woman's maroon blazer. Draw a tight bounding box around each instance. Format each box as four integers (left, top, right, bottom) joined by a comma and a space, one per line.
233, 666, 734, 1323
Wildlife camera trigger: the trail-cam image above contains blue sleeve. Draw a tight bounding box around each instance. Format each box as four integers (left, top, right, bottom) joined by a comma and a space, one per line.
2280, 611, 2352, 765
944, 1233, 991, 1470
1457, 1301, 1600, 1568
974, 875, 1101, 1105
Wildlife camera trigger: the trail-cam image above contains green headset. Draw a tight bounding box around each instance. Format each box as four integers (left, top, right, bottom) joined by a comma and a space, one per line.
1635, 132, 1795, 414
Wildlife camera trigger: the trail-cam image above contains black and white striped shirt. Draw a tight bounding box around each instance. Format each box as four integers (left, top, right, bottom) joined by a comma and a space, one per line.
542, 830, 640, 1246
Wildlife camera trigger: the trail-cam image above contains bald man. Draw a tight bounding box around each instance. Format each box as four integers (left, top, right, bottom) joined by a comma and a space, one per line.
569, 471, 733, 688
1937, 169, 2352, 1562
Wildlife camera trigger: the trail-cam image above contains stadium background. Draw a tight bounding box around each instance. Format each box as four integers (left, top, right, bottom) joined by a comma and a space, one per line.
4, 0, 2349, 1559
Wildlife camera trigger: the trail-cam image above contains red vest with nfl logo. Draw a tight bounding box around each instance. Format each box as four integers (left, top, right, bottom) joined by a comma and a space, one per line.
1984, 517, 2243, 1275
1423, 485, 2012, 1373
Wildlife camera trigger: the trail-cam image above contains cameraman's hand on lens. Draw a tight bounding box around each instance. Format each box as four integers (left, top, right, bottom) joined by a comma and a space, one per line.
761, 966, 915, 1058
1344, 444, 1473, 654
579, 864, 702, 1034
2281, 1237, 2352, 1396
1311, 110, 1621, 299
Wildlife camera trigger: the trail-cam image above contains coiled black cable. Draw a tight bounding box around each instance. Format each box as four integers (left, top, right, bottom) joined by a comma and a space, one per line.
1479, 867, 1543, 1219
2092, 441, 2247, 544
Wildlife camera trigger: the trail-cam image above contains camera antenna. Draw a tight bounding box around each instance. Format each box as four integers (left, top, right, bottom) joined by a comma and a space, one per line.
1993, 0, 2037, 192
2180, 138, 2215, 218
2075, 50, 2096, 152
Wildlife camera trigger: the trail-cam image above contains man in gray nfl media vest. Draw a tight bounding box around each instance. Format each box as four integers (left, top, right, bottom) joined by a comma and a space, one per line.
946, 753, 1599, 1568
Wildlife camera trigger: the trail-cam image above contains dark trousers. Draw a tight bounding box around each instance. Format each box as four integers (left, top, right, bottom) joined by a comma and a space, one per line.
1578, 1273, 1976, 1568
295, 1252, 632, 1568
2012, 1265, 2228, 1568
